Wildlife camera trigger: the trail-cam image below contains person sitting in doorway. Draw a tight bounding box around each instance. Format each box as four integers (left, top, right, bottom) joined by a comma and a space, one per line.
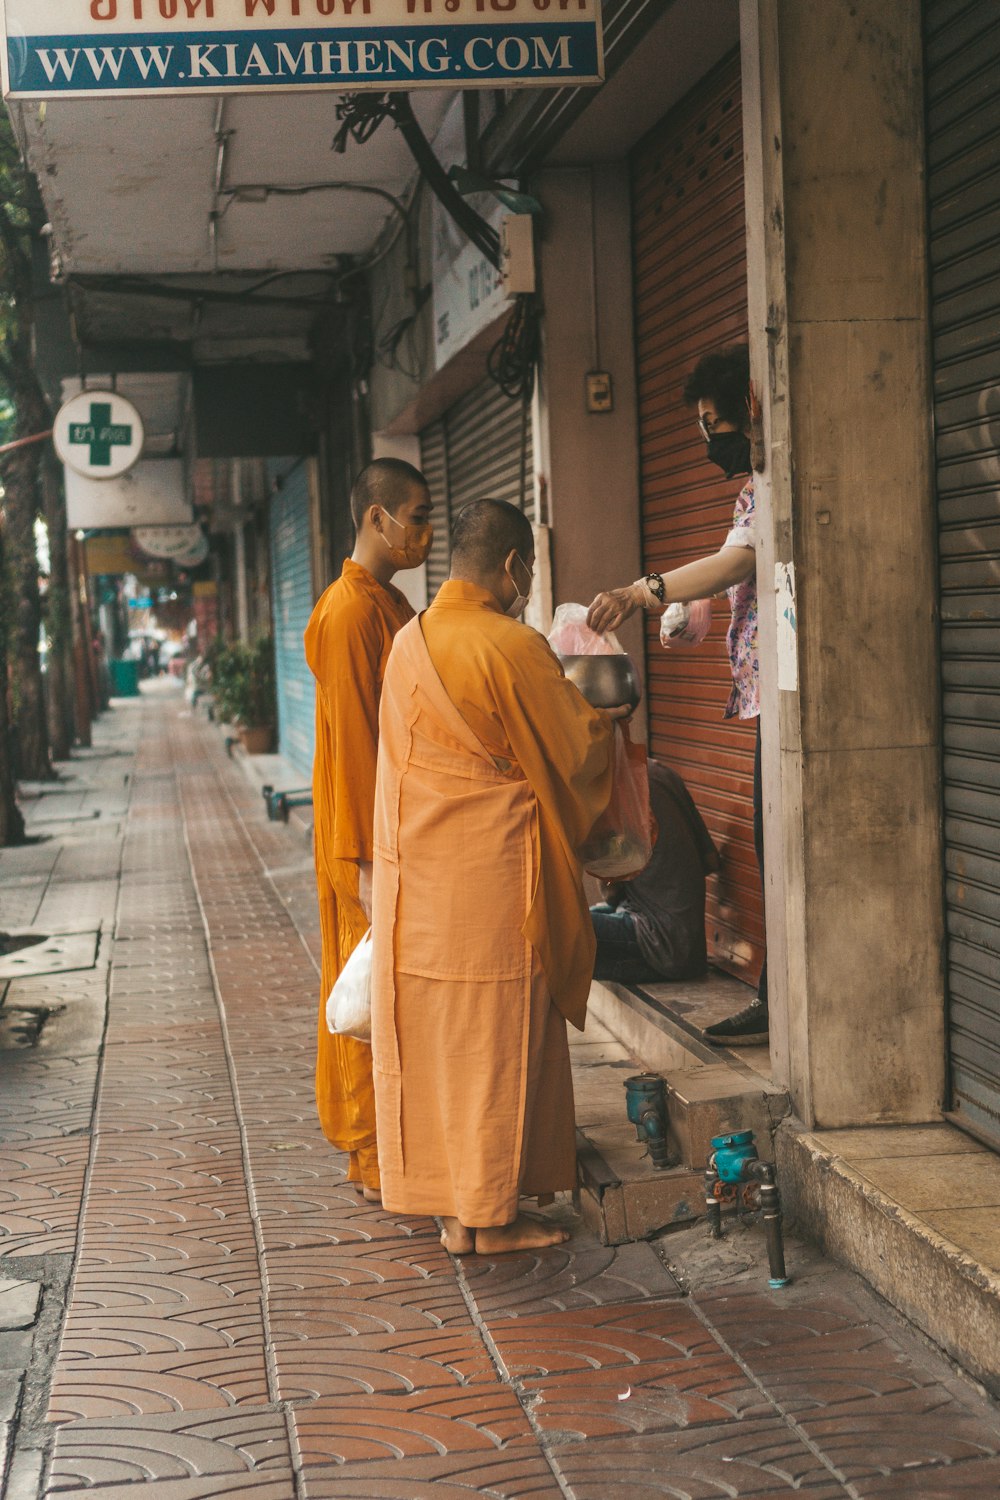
590, 759, 719, 985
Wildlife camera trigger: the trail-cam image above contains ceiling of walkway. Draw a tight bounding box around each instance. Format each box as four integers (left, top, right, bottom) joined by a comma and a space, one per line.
16, 89, 455, 363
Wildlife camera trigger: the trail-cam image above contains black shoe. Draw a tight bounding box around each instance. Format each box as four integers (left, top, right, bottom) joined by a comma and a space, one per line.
703, 998, 769, 1047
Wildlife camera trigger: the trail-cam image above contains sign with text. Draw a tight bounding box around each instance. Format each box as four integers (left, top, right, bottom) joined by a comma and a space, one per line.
0, 1, 603, 98
54, 390, 144, 479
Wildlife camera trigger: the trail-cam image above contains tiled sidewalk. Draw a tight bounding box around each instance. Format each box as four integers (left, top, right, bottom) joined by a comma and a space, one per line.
3, 693, 1000, 1498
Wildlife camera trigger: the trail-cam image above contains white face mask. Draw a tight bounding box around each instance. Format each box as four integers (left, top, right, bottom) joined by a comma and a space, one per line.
505, 552, 533, 618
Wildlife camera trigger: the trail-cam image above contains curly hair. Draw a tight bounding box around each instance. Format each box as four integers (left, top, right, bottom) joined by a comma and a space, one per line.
682, 345, 750, 428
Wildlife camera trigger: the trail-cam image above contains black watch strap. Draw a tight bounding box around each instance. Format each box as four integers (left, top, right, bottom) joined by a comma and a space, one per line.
645, 572, 666, 604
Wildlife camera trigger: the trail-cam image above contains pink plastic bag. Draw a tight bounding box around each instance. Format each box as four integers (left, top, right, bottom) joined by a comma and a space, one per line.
580, 722, 654, 879
548, 603, 622, 657
659, 597, 713, 649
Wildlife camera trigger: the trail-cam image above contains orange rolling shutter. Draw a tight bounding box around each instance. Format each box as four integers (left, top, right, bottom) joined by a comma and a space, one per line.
631, 51, 762, 986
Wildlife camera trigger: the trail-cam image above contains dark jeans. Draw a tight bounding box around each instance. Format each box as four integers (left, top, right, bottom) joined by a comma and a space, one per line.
590, 904, 658, 985
754, 715, 768, 1008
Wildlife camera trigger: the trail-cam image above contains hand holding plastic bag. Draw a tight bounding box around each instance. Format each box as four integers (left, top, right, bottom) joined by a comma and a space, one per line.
548, 602, 624, 658
326, 930, 373, 1043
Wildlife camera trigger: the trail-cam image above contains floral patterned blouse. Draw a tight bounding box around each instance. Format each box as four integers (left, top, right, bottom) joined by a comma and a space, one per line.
723, 477, 759, 721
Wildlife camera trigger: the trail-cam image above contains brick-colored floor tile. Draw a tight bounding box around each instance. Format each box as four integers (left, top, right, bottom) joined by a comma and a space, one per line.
272, 1325, 498, 1401
262, 1240, 456, 1293
461, 1233, 682, 1322
45, 1475, 295, 1499
47, 1343, 271, 1420
550, 1420, 845, 1497
797, 1389, 1000, 1480
290, 1387, 533, 1467
488, 1299, 715, 1381
72, 1259, 264, 1311
298, 1451, 563, 1498
48, 1406, 290, 1488
856, 1458, 1000, 1495
521, 1351, 769, 1439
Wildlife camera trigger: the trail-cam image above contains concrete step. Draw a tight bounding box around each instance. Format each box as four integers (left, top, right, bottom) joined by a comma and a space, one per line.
571, 984, 792, 1246
777, 1120, 1000, 1398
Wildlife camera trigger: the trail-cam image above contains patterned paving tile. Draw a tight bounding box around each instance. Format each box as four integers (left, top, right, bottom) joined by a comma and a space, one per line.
47, 1343, 271, 1420
44, 1475, 295, 1499
487, 1299, 716, 1381
730, 1323, 946, 1414
520, 1352, 769, 1439
256, 1212, 437, 1252
298, 1451, 563, 1498
48, 1406, 290, 1488
262, 1240, 457, 1293
797, 1387, 1000, 1480
269, 1291, 473, 1342
550, 1420, 846, 1497
272, 1324, 497, 1401
290, 1387, 533, 1466
61, 1299, 265, 1357
87, 1130, 245, 1167
71, 1256, 264, 1312
856, 1459, 1000, 1495
460, 1234, 682, 1321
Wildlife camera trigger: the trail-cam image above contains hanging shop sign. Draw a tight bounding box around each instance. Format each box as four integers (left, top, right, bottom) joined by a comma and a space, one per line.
132, 523, 209, 566
66, 459, 193, 530
53, 389, 144, 479
0, 1, 603, 99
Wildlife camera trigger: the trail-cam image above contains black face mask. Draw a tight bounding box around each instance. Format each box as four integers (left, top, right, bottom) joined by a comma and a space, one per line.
706, 431, 752, 479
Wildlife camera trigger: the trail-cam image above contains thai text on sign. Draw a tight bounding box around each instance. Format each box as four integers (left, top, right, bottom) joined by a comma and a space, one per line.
0, 0, 603, 96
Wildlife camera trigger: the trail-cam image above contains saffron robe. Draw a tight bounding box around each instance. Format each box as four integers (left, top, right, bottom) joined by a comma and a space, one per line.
305, 558, 414, 1187
371, 581, 614, 1225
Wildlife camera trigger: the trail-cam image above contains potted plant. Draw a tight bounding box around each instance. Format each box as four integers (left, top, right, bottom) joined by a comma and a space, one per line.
211, 637, 277, 754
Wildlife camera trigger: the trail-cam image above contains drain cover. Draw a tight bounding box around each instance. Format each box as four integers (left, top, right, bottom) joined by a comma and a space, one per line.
0, 930, 100, 978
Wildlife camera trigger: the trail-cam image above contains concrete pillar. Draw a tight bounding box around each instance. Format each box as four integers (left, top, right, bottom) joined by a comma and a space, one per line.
535, 165, 646, 681
741, 0, 946, 1125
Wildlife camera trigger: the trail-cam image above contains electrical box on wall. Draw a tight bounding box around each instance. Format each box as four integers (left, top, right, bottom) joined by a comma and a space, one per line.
585, 370, 614, 413
500, 214, 536, 297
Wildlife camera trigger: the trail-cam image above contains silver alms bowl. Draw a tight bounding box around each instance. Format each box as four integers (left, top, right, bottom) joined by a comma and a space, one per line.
557, 653, 641, 710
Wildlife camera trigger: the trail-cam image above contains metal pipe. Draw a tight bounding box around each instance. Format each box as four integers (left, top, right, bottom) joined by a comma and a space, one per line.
757, 1166, 789, 1288
704, 1164, 722, 1240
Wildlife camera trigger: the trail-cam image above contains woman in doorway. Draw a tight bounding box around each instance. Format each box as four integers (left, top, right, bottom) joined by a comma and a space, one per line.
586, 343, 767, 1046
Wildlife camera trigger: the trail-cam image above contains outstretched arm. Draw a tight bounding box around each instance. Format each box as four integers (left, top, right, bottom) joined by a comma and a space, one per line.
587, 545, 756, 635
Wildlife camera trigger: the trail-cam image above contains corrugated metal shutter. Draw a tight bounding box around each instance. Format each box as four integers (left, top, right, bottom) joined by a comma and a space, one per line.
421, 418, 450, 601
926, 0, 1000, 1148
630, 52, 760, 984
420, 379, 533, 600
268, 459, 315, 778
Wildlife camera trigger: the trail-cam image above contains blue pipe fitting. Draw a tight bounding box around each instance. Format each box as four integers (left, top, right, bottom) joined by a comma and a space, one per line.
623, 1073, 674, 1170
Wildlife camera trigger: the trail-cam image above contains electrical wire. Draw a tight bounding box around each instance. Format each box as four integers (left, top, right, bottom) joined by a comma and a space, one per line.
487, 293, 540, 402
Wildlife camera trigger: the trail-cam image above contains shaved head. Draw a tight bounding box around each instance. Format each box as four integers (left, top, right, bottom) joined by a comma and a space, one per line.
351, 458, 428, 530
450, 499, 533, 574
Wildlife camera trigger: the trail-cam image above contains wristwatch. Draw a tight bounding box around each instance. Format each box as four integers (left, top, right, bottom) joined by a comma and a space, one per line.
644, 572, 666, 604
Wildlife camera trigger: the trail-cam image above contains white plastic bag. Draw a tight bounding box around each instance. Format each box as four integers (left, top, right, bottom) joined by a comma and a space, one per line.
660, 598, 713, 649
548, 603, 623, 657
325, 930, 373, 1042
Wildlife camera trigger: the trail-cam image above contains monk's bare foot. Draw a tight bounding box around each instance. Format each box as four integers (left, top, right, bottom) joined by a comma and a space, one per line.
475, 1214, 570, 1255
440, 1217, 475, 1255
362, 1186, 382, 1204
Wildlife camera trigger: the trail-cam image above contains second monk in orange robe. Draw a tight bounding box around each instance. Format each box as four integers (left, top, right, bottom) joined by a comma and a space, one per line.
305, 458, 432, 1198
371, 499, 621, 1254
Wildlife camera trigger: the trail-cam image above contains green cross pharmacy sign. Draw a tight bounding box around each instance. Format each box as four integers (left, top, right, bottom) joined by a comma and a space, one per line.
54, 390, 144, 479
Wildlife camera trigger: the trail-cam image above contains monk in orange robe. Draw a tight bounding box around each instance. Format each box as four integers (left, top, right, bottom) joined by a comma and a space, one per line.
371, 498, 623, 1253
305, 457, 433, 1201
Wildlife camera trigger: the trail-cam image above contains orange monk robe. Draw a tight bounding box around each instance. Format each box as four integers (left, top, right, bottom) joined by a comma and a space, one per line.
371, 581, 614, 1227
304, 558, 414, 1190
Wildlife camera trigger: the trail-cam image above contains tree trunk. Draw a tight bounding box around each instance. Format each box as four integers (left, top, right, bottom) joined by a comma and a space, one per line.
2, 439, 51, 780
41, 459, 73, 760
0, 520, 26, 846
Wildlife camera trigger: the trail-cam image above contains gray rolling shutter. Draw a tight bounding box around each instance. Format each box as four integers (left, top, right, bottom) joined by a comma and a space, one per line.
268, 459, 315, 778
420, 379, 533, 600
926, 0, 1000, 1146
